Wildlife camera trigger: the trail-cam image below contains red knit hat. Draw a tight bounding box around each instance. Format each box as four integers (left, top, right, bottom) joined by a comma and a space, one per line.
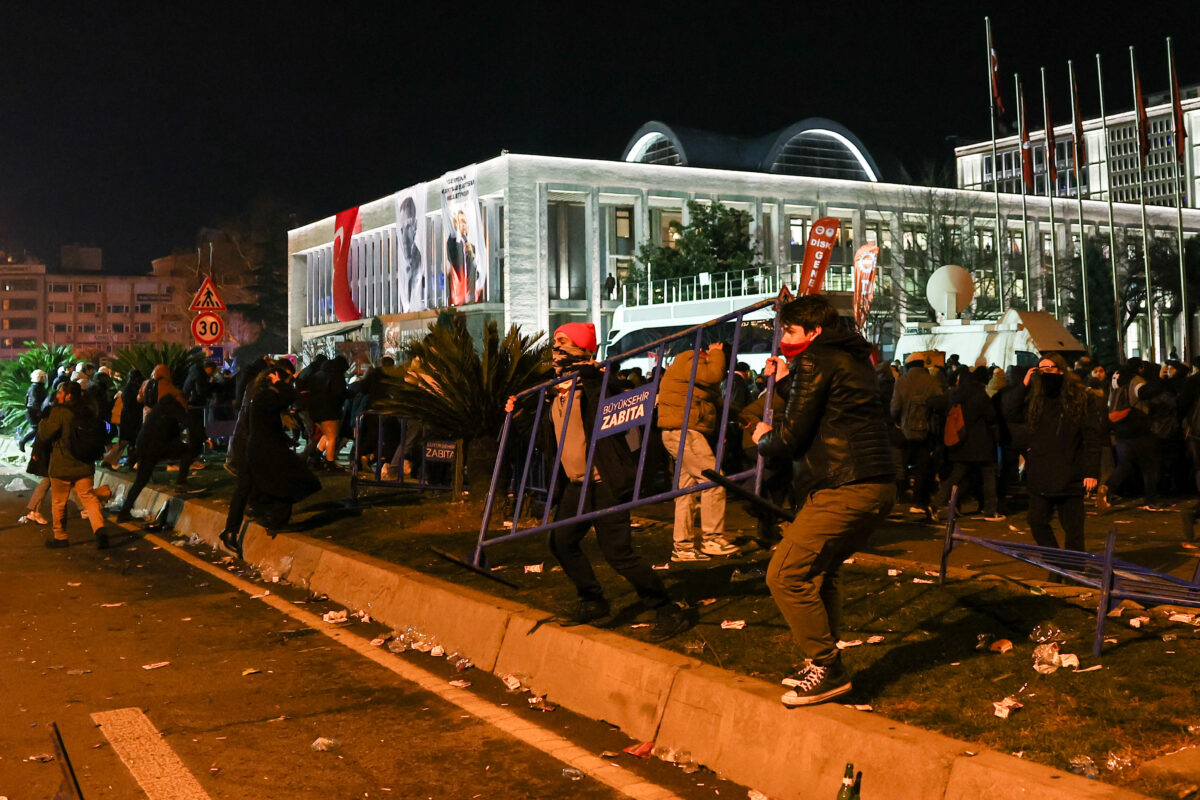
554, 322, 597, 353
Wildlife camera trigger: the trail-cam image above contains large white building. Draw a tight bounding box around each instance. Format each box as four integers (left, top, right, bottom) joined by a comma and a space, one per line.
288, 120, 1200, 361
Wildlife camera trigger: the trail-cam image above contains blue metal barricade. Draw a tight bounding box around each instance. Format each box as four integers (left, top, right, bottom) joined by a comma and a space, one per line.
347, 410, 459, 502
464, 289, 790, 569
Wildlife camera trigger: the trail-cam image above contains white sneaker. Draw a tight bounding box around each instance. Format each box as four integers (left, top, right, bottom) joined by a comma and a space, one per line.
671, 548, 712, 563
700, 537, 740, 556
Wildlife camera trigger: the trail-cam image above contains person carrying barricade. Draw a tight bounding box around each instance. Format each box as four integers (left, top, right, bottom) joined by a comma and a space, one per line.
507, 322, 690, 642
753, 294, 895, 706
657, 339, 739, 562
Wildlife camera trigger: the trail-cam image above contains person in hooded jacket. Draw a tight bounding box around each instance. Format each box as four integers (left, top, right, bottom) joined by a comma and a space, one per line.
754, 295, 895, 707
507, 322, 689, 643
38, 381, 110, 549
219, 363, 319, 557
18, 369, 49, 451
1012, 353, 1104, 554
931, 366, 1002, 520
309, 355, 349, 469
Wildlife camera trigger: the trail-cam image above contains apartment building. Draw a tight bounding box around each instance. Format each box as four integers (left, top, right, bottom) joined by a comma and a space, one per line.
0, 263, 46, 359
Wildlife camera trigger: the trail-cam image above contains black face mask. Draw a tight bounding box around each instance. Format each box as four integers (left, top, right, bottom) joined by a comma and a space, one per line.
1039, 372, 1064, 397
552, 344, 590, 377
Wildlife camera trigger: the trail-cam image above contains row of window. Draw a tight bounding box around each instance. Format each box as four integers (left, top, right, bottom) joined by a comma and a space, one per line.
1, 318, 38, 331
49, 283, 101, 293
44, 302, 156, 314
49, 322, 171, 334
1, 298, 37, 311
1, 279, 40, 292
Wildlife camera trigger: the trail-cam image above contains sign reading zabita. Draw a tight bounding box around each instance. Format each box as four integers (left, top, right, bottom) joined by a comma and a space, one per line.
593, 385, 657, 439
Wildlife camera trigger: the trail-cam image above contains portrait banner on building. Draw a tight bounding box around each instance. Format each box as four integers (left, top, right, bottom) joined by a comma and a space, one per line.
332, 207, 363, 322
851, 243, 880, 331
796, 217, 840, 296
440, 165, 490, 306
394, 184, 429, 313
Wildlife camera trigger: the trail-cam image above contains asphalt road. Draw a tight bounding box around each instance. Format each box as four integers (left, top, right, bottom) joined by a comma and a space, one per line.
0, 487, 745, 800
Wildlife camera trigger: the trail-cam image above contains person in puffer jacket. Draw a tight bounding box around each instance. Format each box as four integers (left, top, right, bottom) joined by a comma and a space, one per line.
657, 340, 738, 562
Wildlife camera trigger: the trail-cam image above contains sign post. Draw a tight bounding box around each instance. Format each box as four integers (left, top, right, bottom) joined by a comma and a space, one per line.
189, 277, 226, 348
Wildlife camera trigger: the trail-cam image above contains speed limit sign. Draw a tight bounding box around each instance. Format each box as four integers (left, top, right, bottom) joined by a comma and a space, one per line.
191, 312, 225, 345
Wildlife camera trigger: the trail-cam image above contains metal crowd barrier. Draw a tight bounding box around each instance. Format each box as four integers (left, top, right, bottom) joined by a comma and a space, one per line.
456, 289, 791, 573
347, 410, 461, 503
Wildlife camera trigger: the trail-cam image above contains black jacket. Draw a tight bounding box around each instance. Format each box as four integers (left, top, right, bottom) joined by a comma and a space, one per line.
25, 383, 47, 426
247, 383, 321, 503
136, 395, 195, 459
1014, 380, 1104, 495
934, 377, 996, 464
756, 327, 894, 493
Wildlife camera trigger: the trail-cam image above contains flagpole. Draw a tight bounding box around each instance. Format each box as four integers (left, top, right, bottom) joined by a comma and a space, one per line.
1168, 36, 1190, 360
1069, 59, 1093, 349
986, 17, 1006, 310
1097, 53, 1124, 358
1016, 74, 1034, 307
1041, 67, 1061, 317
1131, 46, 1156, 363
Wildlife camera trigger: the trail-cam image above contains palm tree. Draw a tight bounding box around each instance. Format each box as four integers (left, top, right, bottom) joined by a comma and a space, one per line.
377, 315, 550, 493
0, 342, 76, 432
112, 343, 204, 387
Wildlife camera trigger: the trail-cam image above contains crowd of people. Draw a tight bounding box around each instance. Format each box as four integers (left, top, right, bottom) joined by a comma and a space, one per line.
12, 308, 1200, 708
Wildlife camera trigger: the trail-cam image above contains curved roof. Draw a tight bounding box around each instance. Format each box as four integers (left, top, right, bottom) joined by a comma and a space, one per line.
622, 119, 892, 183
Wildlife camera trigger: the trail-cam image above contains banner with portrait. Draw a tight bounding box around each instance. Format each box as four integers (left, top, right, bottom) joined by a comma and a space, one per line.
440, 165, 490, 306
394, 184, 429, 313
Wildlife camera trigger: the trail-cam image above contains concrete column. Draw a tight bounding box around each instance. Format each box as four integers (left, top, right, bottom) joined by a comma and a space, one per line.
287, 251, 307, 354
502, 166, 545, 337
889, 211, 907, 334
588, 188, 603, 335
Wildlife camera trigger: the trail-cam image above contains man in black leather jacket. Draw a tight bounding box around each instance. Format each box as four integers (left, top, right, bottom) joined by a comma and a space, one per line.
753, 295, 896, 706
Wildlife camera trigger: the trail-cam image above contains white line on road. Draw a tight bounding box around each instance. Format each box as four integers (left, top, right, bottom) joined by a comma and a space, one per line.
90, 707, 212, 800
140, 529, 688, 800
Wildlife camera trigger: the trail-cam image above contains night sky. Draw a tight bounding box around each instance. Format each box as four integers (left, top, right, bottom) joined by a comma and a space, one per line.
2, 3, 1195, 273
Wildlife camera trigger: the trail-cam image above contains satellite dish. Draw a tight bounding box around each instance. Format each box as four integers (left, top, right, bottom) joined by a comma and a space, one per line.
926, 265, 975, 321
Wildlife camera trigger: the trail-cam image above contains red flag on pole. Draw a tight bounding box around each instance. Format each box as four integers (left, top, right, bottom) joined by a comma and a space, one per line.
1019, 82, 1035, 191
1071, 65, 1087, 174
797, 217, 841, 296
1171, 50, 1187, 164
1133, 58, 1150, 168
851, 244, 880, 331
332, 207, 363, 322
988, 23, 1006, 116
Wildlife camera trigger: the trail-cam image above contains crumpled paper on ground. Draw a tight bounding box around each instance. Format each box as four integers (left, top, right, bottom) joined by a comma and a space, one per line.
4, 477, 29, 492
993, 696, 1023, 718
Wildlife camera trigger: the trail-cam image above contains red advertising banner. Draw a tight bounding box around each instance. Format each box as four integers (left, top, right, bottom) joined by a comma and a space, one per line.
851, 243, 880, 331
332, 207, 363, 322
797, 217, 841, 296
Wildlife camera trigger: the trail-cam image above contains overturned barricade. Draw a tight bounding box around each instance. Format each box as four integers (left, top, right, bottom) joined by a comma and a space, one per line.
347, 410, 462, 503
453, 291, 791, 575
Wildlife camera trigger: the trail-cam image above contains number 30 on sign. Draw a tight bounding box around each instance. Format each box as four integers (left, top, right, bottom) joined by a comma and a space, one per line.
192, 312, 224, 345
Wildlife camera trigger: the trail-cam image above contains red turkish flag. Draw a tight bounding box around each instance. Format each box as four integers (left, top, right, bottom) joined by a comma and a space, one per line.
1134, 63, 1150, 168
332, 207, 363, 322
1044, 94, 1058, 190
1071, 68, 1087, 175
851, 244, 880, 331
1172, 56, 1188, 164
797, 217, 841, 296
1020, 84, 1035, 192
988, 27, 1006, 116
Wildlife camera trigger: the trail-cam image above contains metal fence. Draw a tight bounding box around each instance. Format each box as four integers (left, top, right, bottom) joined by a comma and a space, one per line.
347, 410, 462, 502
463, 290, 790, 570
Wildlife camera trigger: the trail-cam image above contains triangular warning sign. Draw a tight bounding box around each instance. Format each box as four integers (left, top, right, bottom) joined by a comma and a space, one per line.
188, 275, 226, 312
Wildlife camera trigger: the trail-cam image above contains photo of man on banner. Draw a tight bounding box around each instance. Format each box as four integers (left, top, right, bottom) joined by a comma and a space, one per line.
394, 185, 428, 313
440, 166, 489, 306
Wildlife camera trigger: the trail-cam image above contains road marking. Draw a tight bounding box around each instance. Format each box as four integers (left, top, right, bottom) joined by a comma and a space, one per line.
90, 707, 212, 800
140, 530, 689, 800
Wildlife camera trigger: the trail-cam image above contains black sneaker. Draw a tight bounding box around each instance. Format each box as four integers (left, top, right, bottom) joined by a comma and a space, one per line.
95, 531, 110, 550
647, 604, 690, 643
218, 530, 242, 559
559, 599, 611, 627
44, 537, 69, 549
780, 659, 852, 707
114, 510, 133, 524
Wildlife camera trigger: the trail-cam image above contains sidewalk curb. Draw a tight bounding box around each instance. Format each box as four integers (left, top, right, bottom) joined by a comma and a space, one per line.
91, 469, 1152, 800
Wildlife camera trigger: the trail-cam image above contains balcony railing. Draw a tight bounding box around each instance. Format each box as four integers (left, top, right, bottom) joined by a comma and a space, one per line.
619, 263, 854, 307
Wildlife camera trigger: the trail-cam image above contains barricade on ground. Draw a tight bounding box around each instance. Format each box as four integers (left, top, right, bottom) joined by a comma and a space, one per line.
938, 488, 1200, 656
346, 410, 463, 504
462, 291, 789, 571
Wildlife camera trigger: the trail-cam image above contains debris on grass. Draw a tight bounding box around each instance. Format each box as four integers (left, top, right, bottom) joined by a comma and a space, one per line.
976, 633, 995, 650
989, 639, 1013, 654
562, 767, 584, 780
241, 667, 261, 676
993, 696, 1023, 719
310, 737, 340, 752
528, 695, 556, 712
887, 569, 901, 577
836, 639, 863, 649
1029, 623, 1065, 643
454, 657, 473, 672
430, 645, 445, 657
141, 661, 170, 670
721, 620, 747, 630
500, 674, 527, 692
697, 598, 717, 606
1068, 754, 1098, 778
866, 635, 886, 644
322, 610, 349, 624
652, 563, 670, 570
1105, 750, 1133, 772
524, 563, 543, 574
1169, 613, 1198, 625
448, 679, 471, 689
1129, 616, 1150, 629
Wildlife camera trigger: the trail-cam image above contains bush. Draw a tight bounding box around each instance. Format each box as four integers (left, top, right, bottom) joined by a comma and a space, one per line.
0, 342, 77, 433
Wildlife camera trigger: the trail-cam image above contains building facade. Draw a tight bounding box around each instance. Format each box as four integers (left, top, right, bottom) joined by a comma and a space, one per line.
289, 145, 1200, 362
0, 263, 47, 359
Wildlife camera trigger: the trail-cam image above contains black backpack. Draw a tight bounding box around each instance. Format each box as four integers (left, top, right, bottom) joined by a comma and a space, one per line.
69, 407, 110, 463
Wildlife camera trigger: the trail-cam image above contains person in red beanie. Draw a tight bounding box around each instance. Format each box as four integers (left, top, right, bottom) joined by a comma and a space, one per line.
508, 322, 689, 642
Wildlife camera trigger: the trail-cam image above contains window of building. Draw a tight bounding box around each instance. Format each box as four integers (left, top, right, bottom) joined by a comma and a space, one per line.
547, 201, 588, 301
111, 323, 127, 334
78, 302, 98, 313
52, 324, 71, 333
49, 283, 70, 293
651, 208, 683, 249
601, 205, 636, 295
135, 303, 153, 314
78, 283, 100, 293
107, 304, 130, 314
78, 323, 97, 333
787, 216, 808, 262
135, 322, 153, 334
2, 318, 38, 330
1, 298, 37, 311
2, 278, 38, 292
